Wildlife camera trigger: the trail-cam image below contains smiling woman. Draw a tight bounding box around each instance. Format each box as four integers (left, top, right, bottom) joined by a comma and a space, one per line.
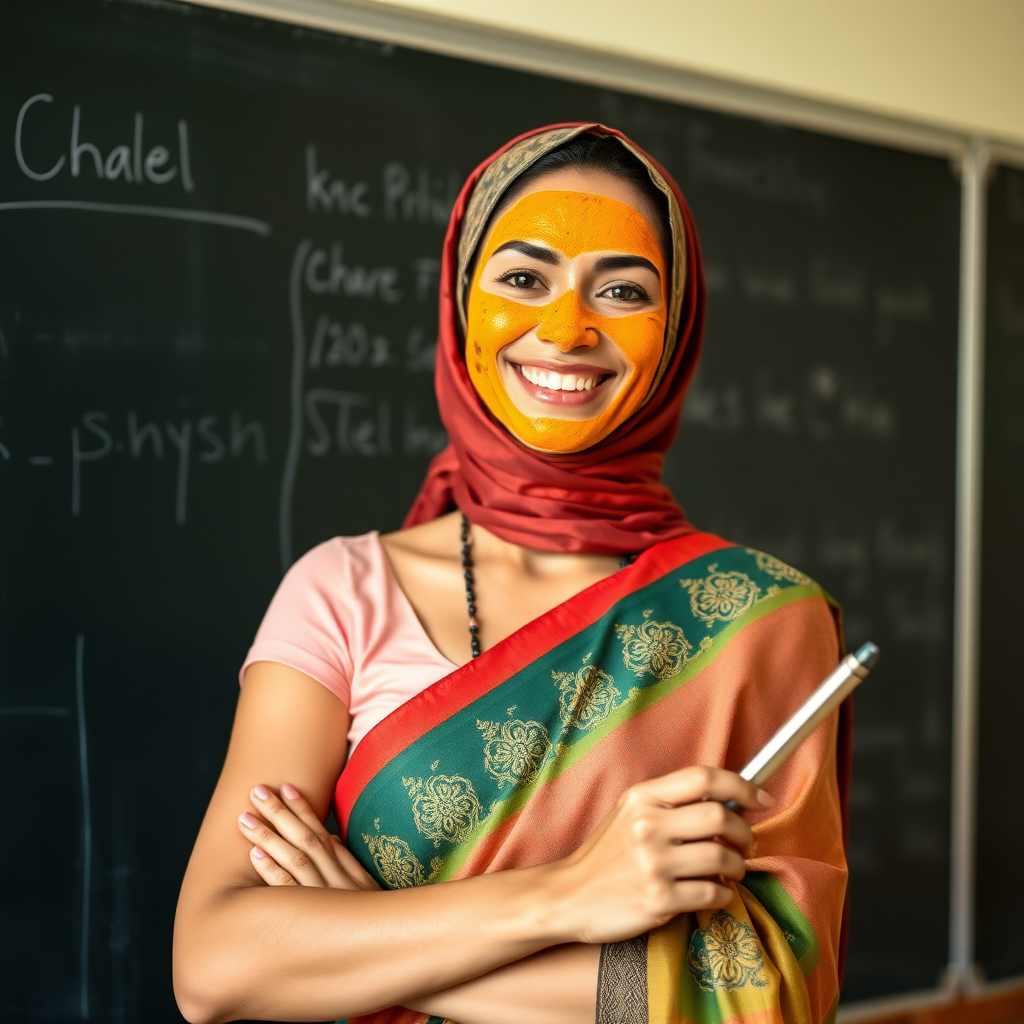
173, 125, 849, 1024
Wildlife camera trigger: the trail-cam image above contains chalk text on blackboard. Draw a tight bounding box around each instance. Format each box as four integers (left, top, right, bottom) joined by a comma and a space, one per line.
304, 390, 391, 457
383, 161, 459, 225
308, 315, 393, 369
71, 408, 265, 523
304, 243, 400, 303
15, 94, 194, 190
306, 146, 370, 216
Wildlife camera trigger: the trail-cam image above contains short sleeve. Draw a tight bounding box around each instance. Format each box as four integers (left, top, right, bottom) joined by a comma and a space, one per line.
239, 539, 354, 707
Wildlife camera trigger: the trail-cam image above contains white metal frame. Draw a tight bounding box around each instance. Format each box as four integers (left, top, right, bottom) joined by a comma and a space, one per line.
957, 141, 1024, 1005
179, 0, 1024, 1014
948, 137, 988, 998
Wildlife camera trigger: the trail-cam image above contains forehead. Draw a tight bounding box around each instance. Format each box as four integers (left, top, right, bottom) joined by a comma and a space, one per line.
486, 184, 664, 264
509, 166, 652, 212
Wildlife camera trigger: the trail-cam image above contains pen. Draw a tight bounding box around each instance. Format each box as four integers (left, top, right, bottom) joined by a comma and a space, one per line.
723, 641, 879, 811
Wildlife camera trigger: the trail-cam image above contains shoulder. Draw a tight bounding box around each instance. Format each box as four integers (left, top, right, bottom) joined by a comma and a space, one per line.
675, 545, 843, 698
264, 534, 393, 630
283, 532, 380, 585
379, 510, 461, 560
674, 541, 839, 638
731, 545, 821, 593
674, 540, 824, 596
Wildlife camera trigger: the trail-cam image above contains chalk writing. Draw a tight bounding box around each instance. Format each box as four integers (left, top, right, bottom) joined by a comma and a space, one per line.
383, 161, 460, 224
306, 145, 371, 216
15, 93, 194, 189
304, 242, 401, 302
683, 368, 895, 439
70, 408, 266, 523
686, 123, 828, 210
877, 282, 933, 343
413, 258, 441, 302
308, 315, 394, 369
304, 390, 391, 457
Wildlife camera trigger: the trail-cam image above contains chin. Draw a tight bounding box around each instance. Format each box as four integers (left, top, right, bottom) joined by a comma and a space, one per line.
508, 422, 607, 455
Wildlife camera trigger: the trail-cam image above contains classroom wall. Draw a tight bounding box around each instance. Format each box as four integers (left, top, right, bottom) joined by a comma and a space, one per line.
350, 0, 1024, 146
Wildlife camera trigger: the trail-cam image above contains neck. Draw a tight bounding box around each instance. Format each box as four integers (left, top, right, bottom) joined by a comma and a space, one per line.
466, 516, 621, 577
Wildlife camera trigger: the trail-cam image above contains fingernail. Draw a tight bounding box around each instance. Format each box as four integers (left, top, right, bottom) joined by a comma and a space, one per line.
239, 812, 260, 828
251, 846, 265, 859
253, 785, 270, 800
757, 789, 775, 808
282, 783, 299, 800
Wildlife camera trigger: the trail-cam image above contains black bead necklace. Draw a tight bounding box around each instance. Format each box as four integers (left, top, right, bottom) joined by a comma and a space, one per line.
459, 512, 482, 659
459, 512, 634, 659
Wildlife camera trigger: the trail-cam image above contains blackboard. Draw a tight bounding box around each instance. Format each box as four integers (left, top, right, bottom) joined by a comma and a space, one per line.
975, 162, 1024, 983
0, 0, 962, 1018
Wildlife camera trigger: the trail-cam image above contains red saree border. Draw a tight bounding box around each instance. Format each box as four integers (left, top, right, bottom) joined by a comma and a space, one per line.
336, 531, 732, 830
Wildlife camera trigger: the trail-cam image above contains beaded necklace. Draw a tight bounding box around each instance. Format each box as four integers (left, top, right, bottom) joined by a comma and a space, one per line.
459, 512, 633, 659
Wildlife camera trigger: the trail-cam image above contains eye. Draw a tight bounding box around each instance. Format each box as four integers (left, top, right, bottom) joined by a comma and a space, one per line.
597, 282, 650, 304
498, 270, 543, 291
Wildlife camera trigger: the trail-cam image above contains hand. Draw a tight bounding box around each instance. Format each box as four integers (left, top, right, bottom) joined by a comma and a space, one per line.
546, 766, 772, 945
237, 783, 381, 891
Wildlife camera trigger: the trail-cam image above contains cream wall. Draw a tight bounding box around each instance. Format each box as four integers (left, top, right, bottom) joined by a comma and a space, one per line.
353, 0, 1024, 146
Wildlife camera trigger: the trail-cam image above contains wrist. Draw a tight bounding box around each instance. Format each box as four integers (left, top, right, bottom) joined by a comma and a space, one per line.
516, 858, 582, 947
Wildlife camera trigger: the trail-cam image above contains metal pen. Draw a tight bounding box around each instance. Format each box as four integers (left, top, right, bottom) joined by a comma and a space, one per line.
723, 641, 879, 811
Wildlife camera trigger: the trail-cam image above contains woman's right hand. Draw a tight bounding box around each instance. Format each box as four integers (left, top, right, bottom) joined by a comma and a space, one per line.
547, 766, 772, 945
238, 782, 382, 893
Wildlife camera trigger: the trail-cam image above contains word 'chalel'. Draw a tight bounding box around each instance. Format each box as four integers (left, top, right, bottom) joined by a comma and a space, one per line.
14, 93, 194, 189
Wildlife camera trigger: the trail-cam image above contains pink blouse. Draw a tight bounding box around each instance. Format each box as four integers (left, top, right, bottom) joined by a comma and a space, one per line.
239, 533, 458, 756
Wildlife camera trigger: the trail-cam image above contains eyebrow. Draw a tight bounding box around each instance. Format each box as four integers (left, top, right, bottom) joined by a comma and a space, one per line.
593, 254, 661, 278
491, 240, 562, 265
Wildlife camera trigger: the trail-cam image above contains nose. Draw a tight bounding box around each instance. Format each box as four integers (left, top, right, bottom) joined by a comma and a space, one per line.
534, 290, 599, 351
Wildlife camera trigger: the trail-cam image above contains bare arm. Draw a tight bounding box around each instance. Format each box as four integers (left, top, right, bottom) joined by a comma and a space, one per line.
411, 943, 601, 1024
173, 662, 766, 1024
241, 778, 602, 1024
173, 663, 572, 1023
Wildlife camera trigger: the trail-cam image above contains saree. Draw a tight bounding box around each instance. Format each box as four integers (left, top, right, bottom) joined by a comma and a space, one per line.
335, 532, 849, 1024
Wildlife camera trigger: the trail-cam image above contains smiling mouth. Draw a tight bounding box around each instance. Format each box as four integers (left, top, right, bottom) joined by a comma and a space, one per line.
507, 361, 616, 408
513, 363, 614, 392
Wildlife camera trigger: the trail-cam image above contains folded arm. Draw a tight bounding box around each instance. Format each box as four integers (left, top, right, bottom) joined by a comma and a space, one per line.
173, 663, 572, 1023
172, 662, 764, 1024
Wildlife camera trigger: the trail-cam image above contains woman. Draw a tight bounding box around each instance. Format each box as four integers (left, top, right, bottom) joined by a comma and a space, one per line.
173, 124, 849, 1024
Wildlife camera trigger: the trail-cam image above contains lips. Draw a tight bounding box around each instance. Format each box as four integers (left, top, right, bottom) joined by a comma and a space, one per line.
510, 361, 615, 406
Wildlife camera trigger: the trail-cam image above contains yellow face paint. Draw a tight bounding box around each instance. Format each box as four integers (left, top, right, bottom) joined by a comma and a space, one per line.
466, 189, 667, 454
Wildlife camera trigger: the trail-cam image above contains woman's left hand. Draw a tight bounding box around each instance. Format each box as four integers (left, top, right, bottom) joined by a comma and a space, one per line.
237, 782, 381, 891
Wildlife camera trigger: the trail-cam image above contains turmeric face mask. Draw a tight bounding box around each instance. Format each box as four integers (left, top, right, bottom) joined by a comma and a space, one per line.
466, 189, 667, 454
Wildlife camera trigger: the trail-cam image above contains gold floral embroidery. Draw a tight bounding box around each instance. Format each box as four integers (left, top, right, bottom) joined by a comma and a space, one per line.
477, 718, 551, 789
403, 774, 483, 848
747, 549, 812, 586
680, 565, 760, 626
361, 833, 424, 889
687, 911, 769, 992
615, 611, 691, 679
552, 663, 620, 730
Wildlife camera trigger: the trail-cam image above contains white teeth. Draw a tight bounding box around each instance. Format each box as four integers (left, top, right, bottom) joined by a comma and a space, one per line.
518, 365, 604, 392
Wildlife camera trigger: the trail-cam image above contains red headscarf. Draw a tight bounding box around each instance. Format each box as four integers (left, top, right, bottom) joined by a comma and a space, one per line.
404, 123, 707, 555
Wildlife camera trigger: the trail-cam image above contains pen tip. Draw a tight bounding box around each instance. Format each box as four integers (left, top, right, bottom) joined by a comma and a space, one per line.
855, 642, 880, 670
